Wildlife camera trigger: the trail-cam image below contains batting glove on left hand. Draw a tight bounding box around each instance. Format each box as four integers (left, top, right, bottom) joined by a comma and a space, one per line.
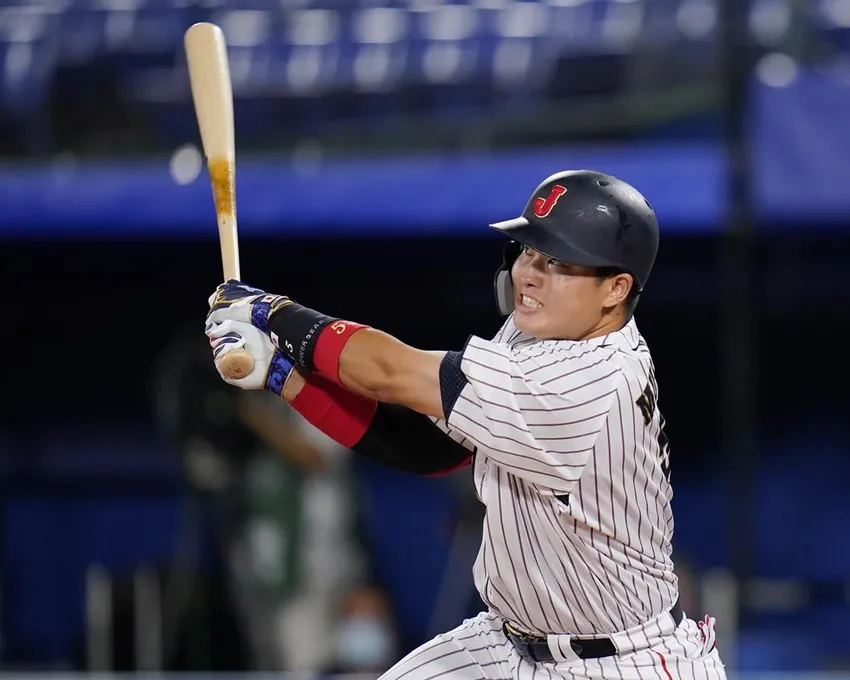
207, 280, 292, 333
206, 319, 294, 396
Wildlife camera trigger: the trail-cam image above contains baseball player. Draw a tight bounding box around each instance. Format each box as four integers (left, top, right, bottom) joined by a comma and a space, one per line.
204, 170, 725, 680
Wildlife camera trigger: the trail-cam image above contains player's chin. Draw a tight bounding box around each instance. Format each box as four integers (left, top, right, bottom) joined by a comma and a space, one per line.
513, 307, 549, 337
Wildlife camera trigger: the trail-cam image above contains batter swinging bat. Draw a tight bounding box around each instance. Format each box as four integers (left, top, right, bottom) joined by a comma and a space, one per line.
185, 22, 254, 380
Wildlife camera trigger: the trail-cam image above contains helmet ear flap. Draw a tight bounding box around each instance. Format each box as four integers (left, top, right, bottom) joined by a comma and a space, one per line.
494, 269, 514, 316
493, 241, 521, 316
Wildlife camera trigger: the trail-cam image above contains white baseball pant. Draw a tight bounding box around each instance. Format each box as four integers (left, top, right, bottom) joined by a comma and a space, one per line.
378, 611, 725, 680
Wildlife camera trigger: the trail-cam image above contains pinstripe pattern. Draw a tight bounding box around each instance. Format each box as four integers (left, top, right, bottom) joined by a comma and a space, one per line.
388, 316, 729, 678
379, 611, 726, 680
437, 315, 682, 636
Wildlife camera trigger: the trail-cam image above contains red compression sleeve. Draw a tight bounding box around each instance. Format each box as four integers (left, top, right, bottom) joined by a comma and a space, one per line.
312, 321, 369, 384
289, 372, 377, 448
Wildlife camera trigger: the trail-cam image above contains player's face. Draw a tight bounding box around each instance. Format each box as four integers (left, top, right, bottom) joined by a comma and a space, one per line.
511, 246, 623, 340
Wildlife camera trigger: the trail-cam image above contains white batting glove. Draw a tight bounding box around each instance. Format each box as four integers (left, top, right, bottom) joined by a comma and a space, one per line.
205, 319, 294, 395
206, 280, 291, 334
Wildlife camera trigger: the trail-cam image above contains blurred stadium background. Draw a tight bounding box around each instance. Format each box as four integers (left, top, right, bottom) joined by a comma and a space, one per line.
1, 0, 849, 677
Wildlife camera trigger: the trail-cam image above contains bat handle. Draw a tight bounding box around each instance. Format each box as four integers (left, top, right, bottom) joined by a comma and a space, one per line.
219, 348, 255, 380
214, 206, 256, 379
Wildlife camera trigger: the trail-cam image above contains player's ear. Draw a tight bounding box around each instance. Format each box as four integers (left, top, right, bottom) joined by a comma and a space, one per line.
604, 273, 633, 308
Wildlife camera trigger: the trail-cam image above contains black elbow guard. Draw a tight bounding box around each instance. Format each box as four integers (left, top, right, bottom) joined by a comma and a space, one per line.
352, 402, 472, 476
439, 350, 468, 419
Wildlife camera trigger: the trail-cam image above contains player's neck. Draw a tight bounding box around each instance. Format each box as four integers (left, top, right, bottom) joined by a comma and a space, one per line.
580, 311, 627, 341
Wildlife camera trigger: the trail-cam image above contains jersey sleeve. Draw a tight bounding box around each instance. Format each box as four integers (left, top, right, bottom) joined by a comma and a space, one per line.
444, 336, 619, 492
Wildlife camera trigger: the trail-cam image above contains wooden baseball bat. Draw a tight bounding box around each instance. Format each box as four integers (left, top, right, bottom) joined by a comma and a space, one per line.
185, 22, 254, 380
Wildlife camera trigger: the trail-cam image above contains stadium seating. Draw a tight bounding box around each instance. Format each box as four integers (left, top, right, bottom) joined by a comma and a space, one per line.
2, 0, 838, 133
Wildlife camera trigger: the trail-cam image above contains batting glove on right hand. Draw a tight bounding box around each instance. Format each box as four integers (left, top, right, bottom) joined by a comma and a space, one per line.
206, 319, 294, 396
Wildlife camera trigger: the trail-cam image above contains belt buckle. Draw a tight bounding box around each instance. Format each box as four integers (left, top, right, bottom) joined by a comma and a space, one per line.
505, 621, 536, 642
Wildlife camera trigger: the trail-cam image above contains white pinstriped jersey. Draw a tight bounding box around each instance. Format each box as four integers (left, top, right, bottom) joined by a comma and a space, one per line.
435, 315, 677, 638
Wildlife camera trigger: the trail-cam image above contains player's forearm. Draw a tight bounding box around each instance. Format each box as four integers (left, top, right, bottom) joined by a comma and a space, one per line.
278, 334, 430, 405
267, 300, 448, 418
283, 331, 446, 418
336, 328, 446, 417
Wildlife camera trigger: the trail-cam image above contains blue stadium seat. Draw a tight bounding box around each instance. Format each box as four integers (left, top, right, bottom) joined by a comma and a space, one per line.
339, 5, 411, 122
56, 9, 110, 63
277, 6, 346, 94
545, 0, 618, 54
669, 0, 721, 83
748, 0, 793, 48
407, 4, 483, 86
815, 0, 850, 51
404, 4, 490, 118
110, 7, 192, 56
215, 0, 283, 9
351, 5, 411, 88
0, 40, 50, 112
273, 8, 350, 133
58, 3, 190, 65
670, 0, 718, 45
545, 0, 635, 100
490, 2, 550, 84
0, 7, 59, 115
210, 8, 276, 93
135, 8, 282, 142
71, 0, 187, 8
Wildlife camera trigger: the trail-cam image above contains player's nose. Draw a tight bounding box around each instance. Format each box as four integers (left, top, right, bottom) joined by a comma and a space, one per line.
514, 256, 545, 287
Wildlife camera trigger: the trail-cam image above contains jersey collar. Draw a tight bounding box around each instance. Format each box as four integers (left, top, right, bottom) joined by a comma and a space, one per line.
594, 318, 642, 351
507, 317, 642, 351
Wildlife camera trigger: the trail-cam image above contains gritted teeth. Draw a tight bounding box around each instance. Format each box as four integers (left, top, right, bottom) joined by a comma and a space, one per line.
521, 294, 542, 309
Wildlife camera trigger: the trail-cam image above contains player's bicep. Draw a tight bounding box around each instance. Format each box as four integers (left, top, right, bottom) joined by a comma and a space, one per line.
444, 337, 617, 491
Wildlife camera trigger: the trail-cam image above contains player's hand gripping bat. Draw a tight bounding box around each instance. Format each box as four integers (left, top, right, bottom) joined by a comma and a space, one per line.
184, 22, 254, 380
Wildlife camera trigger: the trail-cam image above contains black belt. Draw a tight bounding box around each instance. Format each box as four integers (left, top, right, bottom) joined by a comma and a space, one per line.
503, 597, 683, 663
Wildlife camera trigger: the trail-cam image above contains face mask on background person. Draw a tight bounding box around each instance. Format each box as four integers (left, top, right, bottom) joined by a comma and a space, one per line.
335, 615, 396, 671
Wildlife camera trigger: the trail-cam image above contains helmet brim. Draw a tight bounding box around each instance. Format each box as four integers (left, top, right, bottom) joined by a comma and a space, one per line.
488, 217, 620, 271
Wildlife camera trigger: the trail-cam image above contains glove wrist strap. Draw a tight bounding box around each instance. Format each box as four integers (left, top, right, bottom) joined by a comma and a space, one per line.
263, 352, 294, 396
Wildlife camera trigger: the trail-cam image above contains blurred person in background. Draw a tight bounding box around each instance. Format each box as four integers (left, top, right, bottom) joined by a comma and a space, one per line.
154, 325, 377, 672
331, 584, 399, 674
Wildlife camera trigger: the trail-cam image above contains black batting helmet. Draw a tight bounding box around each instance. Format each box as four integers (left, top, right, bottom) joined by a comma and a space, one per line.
490, 170, 659, 316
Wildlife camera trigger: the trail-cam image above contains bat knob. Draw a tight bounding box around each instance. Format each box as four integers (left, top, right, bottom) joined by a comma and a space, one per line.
219, 348, 255, 380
